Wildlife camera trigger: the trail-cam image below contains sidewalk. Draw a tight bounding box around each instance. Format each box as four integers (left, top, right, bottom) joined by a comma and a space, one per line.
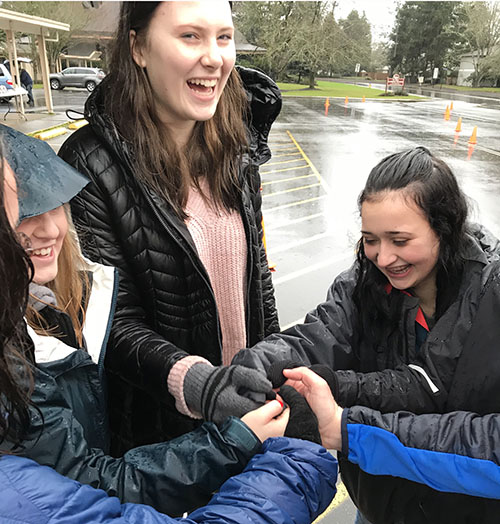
1, 110, 73, 136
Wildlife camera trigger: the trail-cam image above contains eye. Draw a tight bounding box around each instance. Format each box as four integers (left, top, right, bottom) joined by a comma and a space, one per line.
393, 239, 408, 246
181, 33, 197, 40
218, 33, 233, 41
363, 237, 377, 246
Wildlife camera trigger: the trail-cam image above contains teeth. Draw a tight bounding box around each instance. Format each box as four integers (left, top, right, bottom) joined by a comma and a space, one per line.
32, 247, 52, 256
389, 266, 409, 274
188, 79, 217, 87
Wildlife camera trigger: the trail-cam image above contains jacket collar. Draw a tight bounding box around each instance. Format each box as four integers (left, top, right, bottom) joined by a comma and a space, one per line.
30, 259, 116, 366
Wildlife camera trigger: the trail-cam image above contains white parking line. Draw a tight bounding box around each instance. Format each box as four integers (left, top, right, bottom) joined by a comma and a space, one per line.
273, 252, 353, 285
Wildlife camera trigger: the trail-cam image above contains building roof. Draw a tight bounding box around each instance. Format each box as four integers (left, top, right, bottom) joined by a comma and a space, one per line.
0, 7, 69, 35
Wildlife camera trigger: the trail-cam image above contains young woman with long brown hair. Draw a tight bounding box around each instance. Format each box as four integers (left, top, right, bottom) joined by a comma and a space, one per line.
60, 0, 282, 454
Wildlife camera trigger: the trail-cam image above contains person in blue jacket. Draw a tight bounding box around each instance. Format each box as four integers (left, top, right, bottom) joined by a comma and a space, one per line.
0, 139, 338, 523
282, 365, 500, 501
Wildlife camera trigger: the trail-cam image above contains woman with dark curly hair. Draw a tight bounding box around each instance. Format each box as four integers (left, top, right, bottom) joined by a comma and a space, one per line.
234, 146, 500, 524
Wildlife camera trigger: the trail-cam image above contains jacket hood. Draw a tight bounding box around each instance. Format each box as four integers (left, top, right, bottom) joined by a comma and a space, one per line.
468, 222, 500, 264
84, 66, 282, 167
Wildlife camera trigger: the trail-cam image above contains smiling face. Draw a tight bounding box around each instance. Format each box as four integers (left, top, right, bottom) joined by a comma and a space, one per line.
16, 206, 68, 285
131, 0, 235, 140
361, 190, 440, 302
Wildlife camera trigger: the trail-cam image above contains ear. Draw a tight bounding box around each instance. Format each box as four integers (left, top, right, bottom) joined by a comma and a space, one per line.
129, 29, 146, 68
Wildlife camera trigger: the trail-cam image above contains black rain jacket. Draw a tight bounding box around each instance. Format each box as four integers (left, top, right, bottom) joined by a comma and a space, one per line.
234, 224, 500, 523
59, 67, 281, 453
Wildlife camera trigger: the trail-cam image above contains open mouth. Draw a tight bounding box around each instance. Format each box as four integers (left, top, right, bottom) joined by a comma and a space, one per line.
386, 264, 411, 277
31, 247, 53, 258
187, 78, 217, 96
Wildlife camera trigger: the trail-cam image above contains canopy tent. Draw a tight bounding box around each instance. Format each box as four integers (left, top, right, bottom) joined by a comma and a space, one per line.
0, 8, 70, 115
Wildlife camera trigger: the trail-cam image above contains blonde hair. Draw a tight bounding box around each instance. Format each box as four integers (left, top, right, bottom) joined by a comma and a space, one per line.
25, 207, 89, 346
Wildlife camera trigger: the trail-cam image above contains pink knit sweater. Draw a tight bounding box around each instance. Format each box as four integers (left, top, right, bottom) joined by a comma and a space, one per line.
167, 181, 248, 417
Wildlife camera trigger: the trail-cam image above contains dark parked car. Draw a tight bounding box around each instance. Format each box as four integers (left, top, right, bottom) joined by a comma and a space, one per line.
49, 67, 105, 92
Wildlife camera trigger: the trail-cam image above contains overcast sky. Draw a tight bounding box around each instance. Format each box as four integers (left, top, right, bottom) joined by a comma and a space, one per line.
335, 0, 397, 42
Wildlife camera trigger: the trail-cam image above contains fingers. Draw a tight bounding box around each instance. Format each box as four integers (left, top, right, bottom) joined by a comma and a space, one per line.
256, 399, 287, 422
241, 400, 290, 442
283, 366, 330, 389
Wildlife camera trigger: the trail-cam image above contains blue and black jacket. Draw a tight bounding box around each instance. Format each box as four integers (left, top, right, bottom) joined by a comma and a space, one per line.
343, 407, 500, 501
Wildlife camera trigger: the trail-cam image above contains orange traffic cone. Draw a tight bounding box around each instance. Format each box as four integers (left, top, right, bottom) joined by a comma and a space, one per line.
345, 96, 349, 105
450, 101, 454, 111
362, 95, 366, 102
468, 126, 478, 145
324, 97, 330, 116
444, 105, 450, 121
455, 117, 462, 133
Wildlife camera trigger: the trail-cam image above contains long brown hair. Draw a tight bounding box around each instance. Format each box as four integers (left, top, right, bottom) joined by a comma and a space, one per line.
103, 1, 249, 219
0, 155, 34, 449
25, 208, 89, 346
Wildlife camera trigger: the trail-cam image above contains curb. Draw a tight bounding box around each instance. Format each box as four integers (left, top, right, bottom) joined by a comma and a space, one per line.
28, 119, 87, 140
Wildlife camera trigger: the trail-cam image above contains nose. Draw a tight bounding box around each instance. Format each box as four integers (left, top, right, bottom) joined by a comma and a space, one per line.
33, 212, 60, 239
376, 242, 398, 268
200, 39, 223, 69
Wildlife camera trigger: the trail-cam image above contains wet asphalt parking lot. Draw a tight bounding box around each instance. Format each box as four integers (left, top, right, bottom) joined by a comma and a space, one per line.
40, 88, 500, 523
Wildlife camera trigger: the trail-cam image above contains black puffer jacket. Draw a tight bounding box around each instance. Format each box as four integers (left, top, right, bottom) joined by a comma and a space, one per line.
234, 225, 500, 523
59, 67, 281, 453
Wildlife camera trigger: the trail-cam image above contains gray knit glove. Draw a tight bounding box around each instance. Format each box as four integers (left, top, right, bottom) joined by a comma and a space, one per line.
184, 363, 274, 424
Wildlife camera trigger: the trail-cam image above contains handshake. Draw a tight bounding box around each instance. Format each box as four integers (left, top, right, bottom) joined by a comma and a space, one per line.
183, 360, 343, 448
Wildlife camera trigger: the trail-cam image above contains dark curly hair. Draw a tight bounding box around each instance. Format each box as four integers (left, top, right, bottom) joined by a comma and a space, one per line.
353, 147, 469, 349
0, 148, 34, 449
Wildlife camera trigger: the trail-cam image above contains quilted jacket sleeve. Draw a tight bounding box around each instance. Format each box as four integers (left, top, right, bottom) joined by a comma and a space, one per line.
60, 131, 187, 397
344, 406, 500, 500
0, 456, 176, 524
0, 438, 337, 524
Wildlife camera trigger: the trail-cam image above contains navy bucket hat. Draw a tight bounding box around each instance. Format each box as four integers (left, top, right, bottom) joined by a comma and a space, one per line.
0, 124, 89, 222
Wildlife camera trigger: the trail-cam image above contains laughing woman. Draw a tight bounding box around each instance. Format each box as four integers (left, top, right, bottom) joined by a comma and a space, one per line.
60, 0, 282, 454
234, 147, 500, 523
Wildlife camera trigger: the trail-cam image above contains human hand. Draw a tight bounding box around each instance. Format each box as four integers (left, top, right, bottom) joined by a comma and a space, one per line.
184, 364, 274, 425
241, 399, 290, 442
283, 367, 343, 450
